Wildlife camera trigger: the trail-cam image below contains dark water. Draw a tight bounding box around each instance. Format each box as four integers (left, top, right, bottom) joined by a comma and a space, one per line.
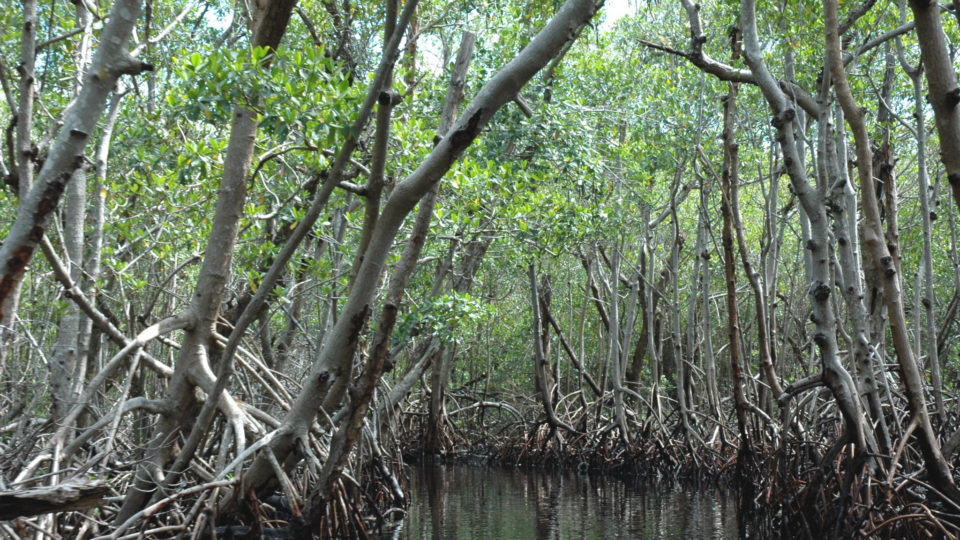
382, 464, 742, 539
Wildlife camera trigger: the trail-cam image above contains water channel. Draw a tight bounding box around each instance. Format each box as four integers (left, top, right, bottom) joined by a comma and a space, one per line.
381, 464, 743, 539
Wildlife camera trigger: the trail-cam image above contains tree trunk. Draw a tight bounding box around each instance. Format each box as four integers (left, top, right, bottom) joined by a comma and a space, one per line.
698, 180, 721, 420
730, 144, 783, 404
0, 0, 148, 329
237, 0, 601, 496
825, 0, 958, 498
529, 264, 574, 434
898, 42, 944, 421
908, 0, 960, 213
669, 193, 694, 444
740, 0, 868, 452
115, 2, 299, 522
1, 0, 38, 365
719, 28, 752, 450
820, 100, 891, 456
347, 0, 399, 289
48, 0, 95, 428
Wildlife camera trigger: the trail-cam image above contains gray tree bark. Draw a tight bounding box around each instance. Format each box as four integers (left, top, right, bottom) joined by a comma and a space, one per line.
825, 0, 957, 498
237, 0, 601, 495
0, 0, 148, 330
115, 0, 299, 522
740, 0, 869, 452
1, 0, 38, 365
908, 0, 960, 213
49, 0, 95, 427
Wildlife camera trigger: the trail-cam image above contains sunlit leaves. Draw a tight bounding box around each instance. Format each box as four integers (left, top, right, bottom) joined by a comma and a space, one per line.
394, 291, 492, 347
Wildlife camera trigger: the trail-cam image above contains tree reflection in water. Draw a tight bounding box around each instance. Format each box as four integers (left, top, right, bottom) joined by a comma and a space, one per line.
381, 464, 741, 539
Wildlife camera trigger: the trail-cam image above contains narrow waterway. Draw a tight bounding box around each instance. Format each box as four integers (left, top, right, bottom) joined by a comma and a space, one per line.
381, 464, 742, 539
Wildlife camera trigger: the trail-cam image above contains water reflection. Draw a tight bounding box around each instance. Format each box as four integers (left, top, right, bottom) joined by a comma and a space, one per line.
382, 464, 740, 539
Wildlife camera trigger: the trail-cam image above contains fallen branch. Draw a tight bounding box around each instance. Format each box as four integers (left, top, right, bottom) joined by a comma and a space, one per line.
0, 479, 109, 520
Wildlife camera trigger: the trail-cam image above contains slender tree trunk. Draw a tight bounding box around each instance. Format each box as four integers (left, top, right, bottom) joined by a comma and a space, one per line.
602, 244, 631, 442
0, 0, 148, 329
115, 2, 299, 522
644, 211, 660, 388
625, 250, 648, 387
740, 0, 868, 452
730, 150, 783, 404
538, 273, 557, 402
698, 181, 721, 420
424, 238, 457, 454
80, 85, 126, 421
685, 206, 704, 412
1, 0, 38, 365
237, 0, 601, 496
669, 194, 694, 443
720, 28, 751, 450
908, 0, 960, 213
825, 0, 958, 498
762, 160, 783, 400
529, 264, 575, 434
49, 0, 95, 427
900, 48, 944, 422
820, 100, 891, 455
347, 0, 399, 288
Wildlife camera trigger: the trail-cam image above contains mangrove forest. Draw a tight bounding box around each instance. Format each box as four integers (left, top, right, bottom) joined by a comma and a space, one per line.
3, 0, 960, 537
